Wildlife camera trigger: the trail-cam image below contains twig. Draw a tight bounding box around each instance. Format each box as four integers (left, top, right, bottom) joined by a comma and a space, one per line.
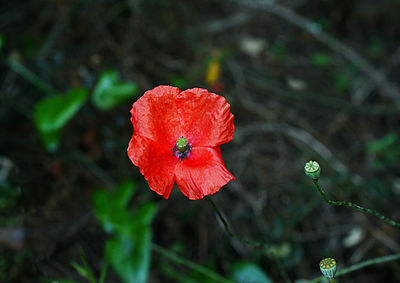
6, 58, 57, 94
352, 47, 400, 105
233, 0, 400, 110
237, 122, 363, 184
61, 150, 117, 190
308, 253, 400, 283
36, 2, 78, 60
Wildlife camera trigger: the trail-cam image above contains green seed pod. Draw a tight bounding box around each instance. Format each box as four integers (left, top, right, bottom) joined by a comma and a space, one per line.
304, 161, 321, 180
176, 136, 188, 152
320, 258, 336, 280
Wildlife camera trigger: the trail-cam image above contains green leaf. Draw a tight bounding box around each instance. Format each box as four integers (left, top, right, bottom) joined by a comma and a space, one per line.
71, 248, 97, 283
34, 88, 88, 151
131, 202, 158, 226
92, 181, 136, 234
71, 262, 90, 279
366, 133, 398, 153
333, 72, 350, 92
98, 261, 109, 283
114, 180, 136, 208
106, 227, 152, 283
170, 77, 188, 89
92, 181, 157, 283
231, 262, 273, 283
92, 70, 139, 111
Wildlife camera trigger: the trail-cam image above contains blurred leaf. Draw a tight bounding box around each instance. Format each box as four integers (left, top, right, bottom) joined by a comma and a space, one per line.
92, 181, 136, 233
71, 248, 97, 283
333, 72, 350, 92
98, 261, 109, 283
334, 64, 357, 93
114, 180, 136, 208
34, 88, 88, 151
366, 133, 398, 153
131, 202, 158, 226
106, 227, 152, 283
269, 40, 287, 60
93, 181, 157, 283
170, 77, 188, 89
231, 262, 273, 283
105, 204, 157, 283
310, 53, 331, 67
366, 133, 400, 170
92, 70, 139, 111
71, 262, 92, 281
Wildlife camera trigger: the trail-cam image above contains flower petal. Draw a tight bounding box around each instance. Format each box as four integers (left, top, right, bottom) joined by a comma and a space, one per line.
177, 88, 234, 147
130, 85, 182, 146
127, 134, 176, 199
175, 147, 235, 200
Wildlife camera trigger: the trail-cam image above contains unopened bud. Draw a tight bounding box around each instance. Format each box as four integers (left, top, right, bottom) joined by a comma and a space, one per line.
320, 258, 336, 281
305, 161, 321, 180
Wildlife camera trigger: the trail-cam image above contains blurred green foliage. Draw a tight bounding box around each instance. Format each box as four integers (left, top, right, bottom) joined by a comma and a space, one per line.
367, 133, 400, 170
230, 262, 273, 283
33, 69, 139, 151
333, 64, 357, 93
69, 247, 108, 283
92, 181, 157, 283
310, 53, 331, 67
269, 40, 288, 60
92, 70, 139, 111
34, 88, 88, 151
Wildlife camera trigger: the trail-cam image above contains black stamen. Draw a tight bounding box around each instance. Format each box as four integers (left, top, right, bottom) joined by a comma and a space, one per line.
172, 144, 191, 161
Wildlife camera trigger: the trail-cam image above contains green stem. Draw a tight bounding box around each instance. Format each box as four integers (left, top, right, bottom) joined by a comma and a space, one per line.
152, 243, 234, 283
309, 253, 400, 283
312, 179, 400, 228
6, 58, 57, 94
206, 196, 291, 283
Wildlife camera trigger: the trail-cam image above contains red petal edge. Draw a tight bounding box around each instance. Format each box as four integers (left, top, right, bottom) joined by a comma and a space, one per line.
177, 88, 235, 147
130, 85, 182, 145
127, 134, 176, 199
174, 146, 235, 200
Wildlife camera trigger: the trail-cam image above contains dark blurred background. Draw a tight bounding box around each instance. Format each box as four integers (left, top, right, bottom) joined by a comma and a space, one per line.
1, 0, 400, 282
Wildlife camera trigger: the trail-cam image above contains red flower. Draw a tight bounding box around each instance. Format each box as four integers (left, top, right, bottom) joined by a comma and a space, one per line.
127, 85, 235, 200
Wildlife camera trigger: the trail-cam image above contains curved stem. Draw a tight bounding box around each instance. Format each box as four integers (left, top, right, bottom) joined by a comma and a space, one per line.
312, 179, 400, 228
152, 243, 234, 283
309, 252, 400, 283
206, 196, 291, 283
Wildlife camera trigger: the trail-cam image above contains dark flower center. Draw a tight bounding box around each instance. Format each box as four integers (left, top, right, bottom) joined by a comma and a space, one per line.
172, 136, 191, 161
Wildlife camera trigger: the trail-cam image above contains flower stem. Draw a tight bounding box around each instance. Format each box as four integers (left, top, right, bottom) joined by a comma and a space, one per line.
206, 196, 291, 283
309, 252, 400, 282
312, 179, 400, 228
6, 58, 57, 94
152, 243, 234, 283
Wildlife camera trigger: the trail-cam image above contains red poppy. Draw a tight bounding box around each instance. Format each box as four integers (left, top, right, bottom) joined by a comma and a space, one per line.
127, 85, 235, 200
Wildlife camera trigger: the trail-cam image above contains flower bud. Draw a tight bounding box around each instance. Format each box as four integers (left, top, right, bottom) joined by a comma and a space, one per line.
304, 161, 321, 180
319, 258, 336, 280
